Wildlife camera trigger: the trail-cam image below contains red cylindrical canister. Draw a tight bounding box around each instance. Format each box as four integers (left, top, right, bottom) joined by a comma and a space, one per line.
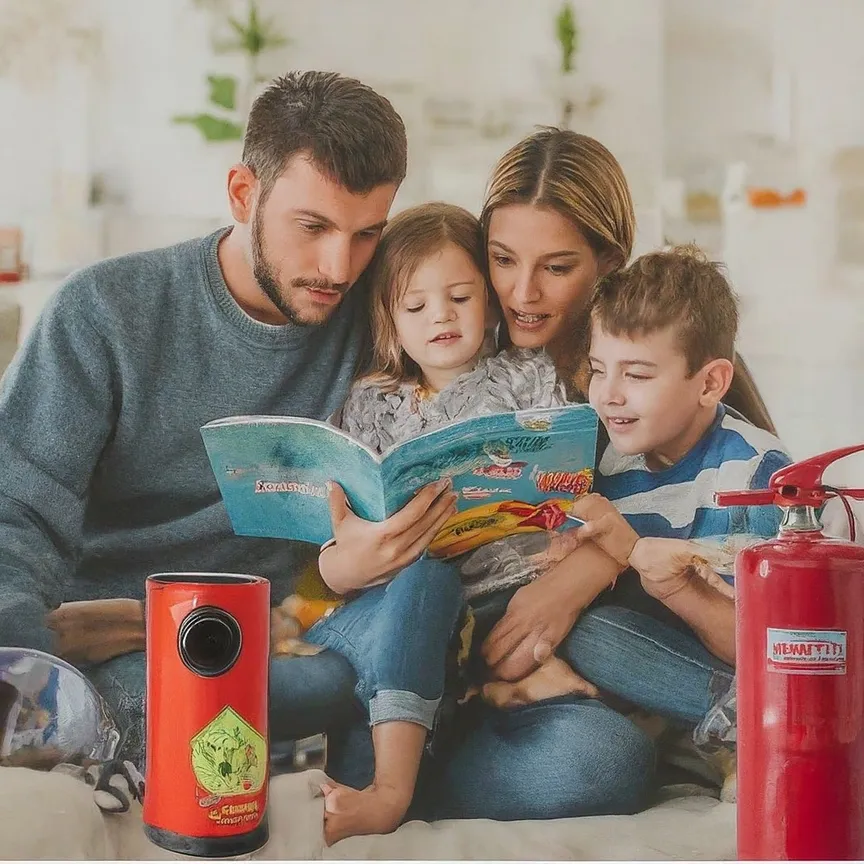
735, 532, 864, 860
143, 573, 270, 858
717, 443, 864, 860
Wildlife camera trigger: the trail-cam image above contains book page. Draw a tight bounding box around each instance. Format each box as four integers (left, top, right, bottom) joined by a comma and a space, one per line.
201, 418, 384, 545
380, 405, 598, 558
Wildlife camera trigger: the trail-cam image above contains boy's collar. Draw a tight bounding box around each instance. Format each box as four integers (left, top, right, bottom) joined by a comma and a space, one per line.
600, 404, 726, 476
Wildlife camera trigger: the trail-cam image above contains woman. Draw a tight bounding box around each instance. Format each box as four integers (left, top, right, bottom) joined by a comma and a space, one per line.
325, 128, 772, 822
476, 129, 768, 726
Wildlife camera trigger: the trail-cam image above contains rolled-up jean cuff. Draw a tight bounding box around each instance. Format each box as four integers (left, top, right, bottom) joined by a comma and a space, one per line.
369, 689, 440, 730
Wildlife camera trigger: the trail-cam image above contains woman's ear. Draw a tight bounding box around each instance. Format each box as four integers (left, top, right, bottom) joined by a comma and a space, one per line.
699, 358, 735, 407
597, 251, 622, 281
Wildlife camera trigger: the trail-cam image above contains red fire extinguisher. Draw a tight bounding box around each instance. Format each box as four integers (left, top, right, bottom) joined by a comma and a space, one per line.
716, 443, 864, 860
143, 572, 271, 858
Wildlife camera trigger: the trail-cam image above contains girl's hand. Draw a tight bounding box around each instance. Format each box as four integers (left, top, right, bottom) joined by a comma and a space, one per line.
319, 480, 457, 594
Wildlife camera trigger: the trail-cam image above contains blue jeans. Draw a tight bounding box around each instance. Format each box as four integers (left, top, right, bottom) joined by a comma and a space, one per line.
561, 605, 734, 727
85, 648, 359, 767
327, 695, 655, 821
305, 555, 464, 731
324, 587, 657, 821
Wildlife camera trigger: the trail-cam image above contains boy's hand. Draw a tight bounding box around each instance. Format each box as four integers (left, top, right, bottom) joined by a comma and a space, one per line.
320, 480, 457, 593
629, 537, 721, 601
569, 494, 639, 569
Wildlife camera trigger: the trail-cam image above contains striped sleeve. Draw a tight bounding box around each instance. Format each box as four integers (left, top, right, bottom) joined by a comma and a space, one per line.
744, 448, 793, 538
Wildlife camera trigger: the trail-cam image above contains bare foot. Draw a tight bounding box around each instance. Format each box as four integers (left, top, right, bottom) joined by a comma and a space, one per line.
320, 781, 411, 846
704, 746, 737, 803
482, 656, 599, 708
270, 606, 323, 657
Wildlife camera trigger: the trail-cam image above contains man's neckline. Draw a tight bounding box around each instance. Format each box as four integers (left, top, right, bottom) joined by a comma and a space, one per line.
201, 228, 323, 348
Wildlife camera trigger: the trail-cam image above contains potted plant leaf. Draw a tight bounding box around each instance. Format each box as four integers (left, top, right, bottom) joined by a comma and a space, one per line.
174, 0, 289, 142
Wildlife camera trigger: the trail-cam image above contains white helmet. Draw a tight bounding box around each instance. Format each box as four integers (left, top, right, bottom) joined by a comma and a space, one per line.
0, 647, 120, 768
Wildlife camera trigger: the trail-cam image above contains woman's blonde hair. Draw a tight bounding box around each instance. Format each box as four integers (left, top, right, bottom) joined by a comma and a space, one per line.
480, 127, 777, 433
365, 202, 488, 391
481, 127, 635, 271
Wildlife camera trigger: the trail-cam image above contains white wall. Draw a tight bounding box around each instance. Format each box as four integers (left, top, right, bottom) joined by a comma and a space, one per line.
663, 0, 864, 471
114, 0, 663, 216
3, 0, 863, 473
664, 0, 774, 179
1, 0, 665, 260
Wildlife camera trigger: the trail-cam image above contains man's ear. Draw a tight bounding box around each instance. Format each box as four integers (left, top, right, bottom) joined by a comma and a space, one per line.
227, 164, 258, 224
699, 358, 735, 407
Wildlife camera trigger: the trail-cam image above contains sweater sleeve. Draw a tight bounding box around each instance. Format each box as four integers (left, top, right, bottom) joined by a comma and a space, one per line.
0, 285, 117, 651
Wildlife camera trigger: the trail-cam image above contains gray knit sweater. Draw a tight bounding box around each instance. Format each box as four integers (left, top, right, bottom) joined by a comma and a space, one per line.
0, 229, 368, 651
338, 349, 573, 598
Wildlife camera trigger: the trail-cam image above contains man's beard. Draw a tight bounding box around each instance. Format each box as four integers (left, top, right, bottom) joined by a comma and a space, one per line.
251, 212, 347, 327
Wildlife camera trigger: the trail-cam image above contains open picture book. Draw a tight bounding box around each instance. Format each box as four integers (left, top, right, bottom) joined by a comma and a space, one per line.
201, 404, 598, 559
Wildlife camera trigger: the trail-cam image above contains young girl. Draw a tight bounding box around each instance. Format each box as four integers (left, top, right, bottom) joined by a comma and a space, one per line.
307, 202, 587, 845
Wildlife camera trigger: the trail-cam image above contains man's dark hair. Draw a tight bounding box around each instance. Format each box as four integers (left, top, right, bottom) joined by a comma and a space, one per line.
242, 70, 407, 202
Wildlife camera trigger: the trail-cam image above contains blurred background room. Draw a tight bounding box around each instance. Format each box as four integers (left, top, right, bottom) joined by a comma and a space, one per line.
0, 0, 861, 481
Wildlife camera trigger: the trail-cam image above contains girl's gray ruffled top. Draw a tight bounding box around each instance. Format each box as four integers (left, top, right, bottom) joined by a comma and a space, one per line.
339, 348, 567, 453
338, 349, 574, 599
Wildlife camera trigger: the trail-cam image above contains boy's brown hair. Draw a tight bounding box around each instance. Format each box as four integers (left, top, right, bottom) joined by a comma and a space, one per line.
590, 244, 739, 375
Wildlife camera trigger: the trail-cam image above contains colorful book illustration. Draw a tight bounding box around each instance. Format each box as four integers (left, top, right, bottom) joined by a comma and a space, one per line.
201, 404, 598, 559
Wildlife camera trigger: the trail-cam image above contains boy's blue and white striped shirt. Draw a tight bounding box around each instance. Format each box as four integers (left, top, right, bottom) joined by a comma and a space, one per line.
593, 404, 793, 542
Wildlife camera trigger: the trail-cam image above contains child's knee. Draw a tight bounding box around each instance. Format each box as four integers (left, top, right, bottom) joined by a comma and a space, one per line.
392, 557, 462, 597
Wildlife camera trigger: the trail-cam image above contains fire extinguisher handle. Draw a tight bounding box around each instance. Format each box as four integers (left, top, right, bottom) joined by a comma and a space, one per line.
715, 442, 864, 509
771, 443, 864, 496
715, 490, 777, 506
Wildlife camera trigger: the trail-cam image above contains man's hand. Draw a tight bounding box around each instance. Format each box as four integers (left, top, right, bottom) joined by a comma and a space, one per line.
629, 537, 722, 601
569, 494, 639, 568
46, 599, 145, 664
318, 480, 457, 594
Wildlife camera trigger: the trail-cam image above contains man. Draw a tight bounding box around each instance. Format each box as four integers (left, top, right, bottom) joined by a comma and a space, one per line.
0, 70, 451, 766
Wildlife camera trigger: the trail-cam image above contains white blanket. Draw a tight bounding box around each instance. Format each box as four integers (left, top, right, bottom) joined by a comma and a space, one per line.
0, 766, 736, 860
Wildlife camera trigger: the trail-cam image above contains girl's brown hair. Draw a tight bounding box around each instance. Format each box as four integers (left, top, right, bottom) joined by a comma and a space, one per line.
365, 202, 489, 391
481, 128, 777, 433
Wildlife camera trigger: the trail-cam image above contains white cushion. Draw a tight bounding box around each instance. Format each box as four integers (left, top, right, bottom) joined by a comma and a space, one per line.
0, 767, 736, 860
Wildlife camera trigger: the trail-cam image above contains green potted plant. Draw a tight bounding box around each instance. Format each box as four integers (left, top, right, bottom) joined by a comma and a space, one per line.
174, 0, 289, 142
551, 3, 603, 129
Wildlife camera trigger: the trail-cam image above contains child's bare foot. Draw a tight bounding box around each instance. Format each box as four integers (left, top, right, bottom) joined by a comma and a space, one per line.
482, 656, 599, 708
320, 781, 411, 846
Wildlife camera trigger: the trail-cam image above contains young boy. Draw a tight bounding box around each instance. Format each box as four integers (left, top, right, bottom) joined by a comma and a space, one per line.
574, 245, 794, 801
586, 243, 791, 557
